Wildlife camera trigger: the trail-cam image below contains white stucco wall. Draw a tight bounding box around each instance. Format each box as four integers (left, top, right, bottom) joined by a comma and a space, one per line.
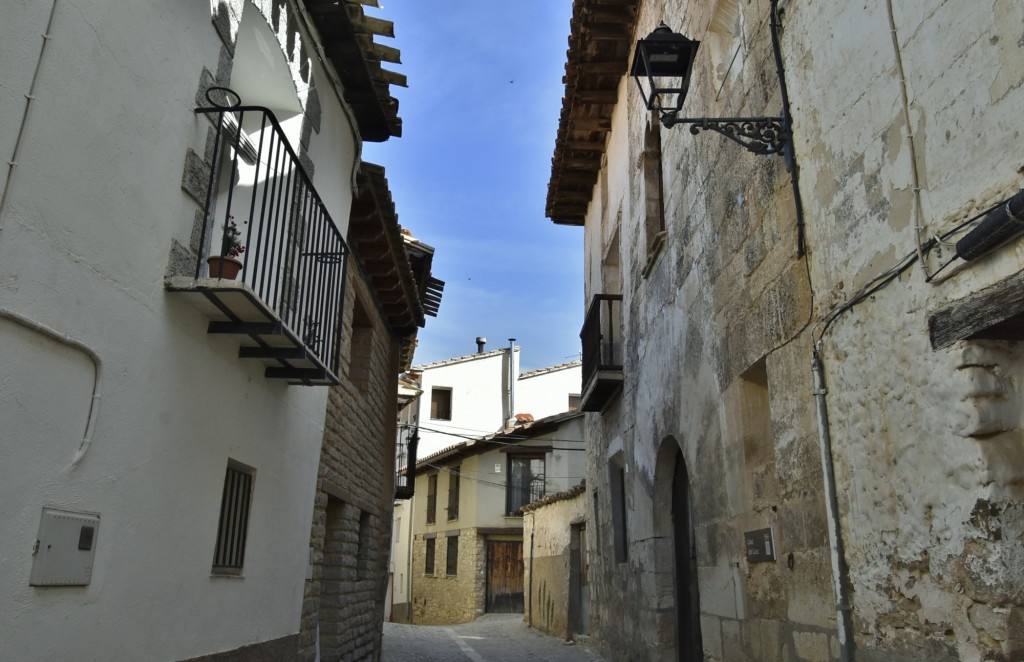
414, 350, 515, 457
0, 1, 364, 658
516, 363, 583, 418
414, 351, 583, 458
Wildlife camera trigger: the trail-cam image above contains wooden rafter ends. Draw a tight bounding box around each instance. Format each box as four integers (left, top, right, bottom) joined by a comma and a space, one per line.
546, 0, 639, 226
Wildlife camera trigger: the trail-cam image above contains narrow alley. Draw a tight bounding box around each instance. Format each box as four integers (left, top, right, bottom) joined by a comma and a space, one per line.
382, 615, 605, 662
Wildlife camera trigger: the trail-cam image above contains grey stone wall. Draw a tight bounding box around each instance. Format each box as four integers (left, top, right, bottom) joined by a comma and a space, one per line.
582, 0, 832, 659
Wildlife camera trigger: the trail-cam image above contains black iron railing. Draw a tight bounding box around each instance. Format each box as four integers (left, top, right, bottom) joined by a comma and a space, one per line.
395, 425, 419, 500
195, 87, 348, 380
581, 294, 623, 388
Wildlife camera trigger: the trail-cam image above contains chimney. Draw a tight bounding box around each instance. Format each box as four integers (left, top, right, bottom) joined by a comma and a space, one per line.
476, 336, 487, 353
505, 338, 517, 430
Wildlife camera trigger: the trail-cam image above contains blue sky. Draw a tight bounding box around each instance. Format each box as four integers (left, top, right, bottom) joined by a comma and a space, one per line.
362, 1, 583, 371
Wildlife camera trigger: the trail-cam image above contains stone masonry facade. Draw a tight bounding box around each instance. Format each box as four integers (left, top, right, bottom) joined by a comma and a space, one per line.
298, 264, 401, 661
410, 528, 488, 625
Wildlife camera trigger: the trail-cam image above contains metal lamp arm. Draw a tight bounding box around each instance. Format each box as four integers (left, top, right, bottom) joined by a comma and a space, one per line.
659, 112, 791, 155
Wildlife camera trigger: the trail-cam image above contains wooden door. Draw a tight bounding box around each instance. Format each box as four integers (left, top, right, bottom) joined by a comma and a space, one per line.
486, 541, 524, 613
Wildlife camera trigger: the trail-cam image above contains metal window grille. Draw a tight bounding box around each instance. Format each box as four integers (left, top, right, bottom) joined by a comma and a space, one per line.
426, 474, 437, 524
506, 456, 546, 516
213, 464, 254, 571
447, 466, 460, 521
425, 538, 436, 575
446, 535, 459, 576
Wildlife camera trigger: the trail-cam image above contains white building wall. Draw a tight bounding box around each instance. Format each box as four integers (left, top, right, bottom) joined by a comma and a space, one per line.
516, 363, 583, 418
414, 350, 514, 456
414, 351, 582, 458
0, 1, 364, 659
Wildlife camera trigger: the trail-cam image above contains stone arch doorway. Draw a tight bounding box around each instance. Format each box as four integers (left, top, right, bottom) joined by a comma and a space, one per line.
654, 437, 703, 661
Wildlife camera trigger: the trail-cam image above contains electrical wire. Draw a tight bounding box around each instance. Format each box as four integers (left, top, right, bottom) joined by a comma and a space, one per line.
813, 192, 1018, 346
422, 462, 586, 493
409, 423, 588, 449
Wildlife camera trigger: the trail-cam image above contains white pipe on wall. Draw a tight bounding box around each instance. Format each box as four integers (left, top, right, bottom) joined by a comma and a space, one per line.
0, 0, 60, 234
0, 306, 103, 468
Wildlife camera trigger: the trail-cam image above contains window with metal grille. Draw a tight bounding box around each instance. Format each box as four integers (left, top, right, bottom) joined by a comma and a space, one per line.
447, 466, 460, 521
506, 455, 545, 516
426, 474, 437, 524
212, 462, 255, 573
425, 537, 436, 575
446, 535, 459, 576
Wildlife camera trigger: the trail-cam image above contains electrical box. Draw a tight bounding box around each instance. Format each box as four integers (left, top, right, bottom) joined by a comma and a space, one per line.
30, 508, 100, 586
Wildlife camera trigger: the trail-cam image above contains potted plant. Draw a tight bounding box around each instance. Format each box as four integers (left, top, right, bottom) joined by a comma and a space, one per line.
207, 216, 246, 279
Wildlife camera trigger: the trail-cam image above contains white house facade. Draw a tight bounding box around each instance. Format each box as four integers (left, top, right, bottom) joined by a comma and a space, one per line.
408, 343, 582, 458
0, 0, 407, 659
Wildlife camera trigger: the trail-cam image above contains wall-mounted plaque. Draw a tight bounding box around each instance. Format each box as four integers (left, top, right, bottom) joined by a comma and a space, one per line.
744, 527, 775, 563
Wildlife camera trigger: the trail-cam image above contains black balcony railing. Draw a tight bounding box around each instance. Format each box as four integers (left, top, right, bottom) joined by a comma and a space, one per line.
580, 294, 623, 412
192, 88, 348, 384
395, 425, 419, 500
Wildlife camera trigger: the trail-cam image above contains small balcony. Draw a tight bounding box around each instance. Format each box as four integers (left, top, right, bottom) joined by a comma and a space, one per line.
580, 294, 623, 412
167, 90, 348, 385
394, 425, 419, 500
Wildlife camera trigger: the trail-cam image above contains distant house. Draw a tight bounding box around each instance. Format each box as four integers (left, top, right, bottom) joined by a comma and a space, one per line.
394, 411, 586, 625
405, 341, 582, 458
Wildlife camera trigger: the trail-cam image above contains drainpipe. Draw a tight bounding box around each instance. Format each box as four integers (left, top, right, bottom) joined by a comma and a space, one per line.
811, 350, 854, 661
528, 511, 536, 629
406, 494, 415, 624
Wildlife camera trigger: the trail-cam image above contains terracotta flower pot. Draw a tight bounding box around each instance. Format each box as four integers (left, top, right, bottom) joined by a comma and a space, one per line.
207, 256, 243, 279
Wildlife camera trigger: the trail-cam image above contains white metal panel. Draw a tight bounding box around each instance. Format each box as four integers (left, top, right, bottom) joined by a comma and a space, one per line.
29, 508, 100, 586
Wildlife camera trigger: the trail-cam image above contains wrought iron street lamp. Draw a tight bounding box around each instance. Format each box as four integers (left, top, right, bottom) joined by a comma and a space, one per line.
631, 22, 790, 156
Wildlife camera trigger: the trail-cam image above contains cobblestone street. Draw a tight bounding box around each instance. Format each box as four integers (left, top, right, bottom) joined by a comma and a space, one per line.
382, 614, 606, 662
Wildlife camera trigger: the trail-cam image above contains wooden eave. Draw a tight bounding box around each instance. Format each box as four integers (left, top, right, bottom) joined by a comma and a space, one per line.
349, 163, 425, 334
303, 0, 404, 142
546, 0, 639, 226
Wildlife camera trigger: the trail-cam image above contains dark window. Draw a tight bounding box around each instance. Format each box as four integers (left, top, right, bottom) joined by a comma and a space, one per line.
568, 394, 582, 411
426, 474, 437, 524
446, 535, 459, 576
348, 297, 373, 390
425, 538, 435, 575
431, 387, 452, 420
213, 462, 255, 573
506, 455, 545, 516
447, 466, 460, 521
610, 459, 628, 563
643, 120, 666, 254
356, 510, 372, 580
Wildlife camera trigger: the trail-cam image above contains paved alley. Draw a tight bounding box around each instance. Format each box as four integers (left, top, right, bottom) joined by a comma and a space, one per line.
382, 614, 606, 662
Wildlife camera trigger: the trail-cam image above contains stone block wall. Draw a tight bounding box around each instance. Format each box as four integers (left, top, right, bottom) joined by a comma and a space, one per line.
298, 264, 400, 661
410, 528, 488, 625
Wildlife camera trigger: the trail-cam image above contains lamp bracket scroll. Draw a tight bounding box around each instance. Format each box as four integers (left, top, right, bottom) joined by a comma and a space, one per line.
661, 114, 790, 156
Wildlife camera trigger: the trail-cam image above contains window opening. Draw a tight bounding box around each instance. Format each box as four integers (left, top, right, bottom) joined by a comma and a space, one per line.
431, 387, 452, 420
446, 535, 459, 576
610, 456, 628, 563
447, 466, 461, 521
348, 297, 374, 390
213, 461, 255, 573
426, 474, 438, 524
506, 455, 545, 515
425, 538, 435, 575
